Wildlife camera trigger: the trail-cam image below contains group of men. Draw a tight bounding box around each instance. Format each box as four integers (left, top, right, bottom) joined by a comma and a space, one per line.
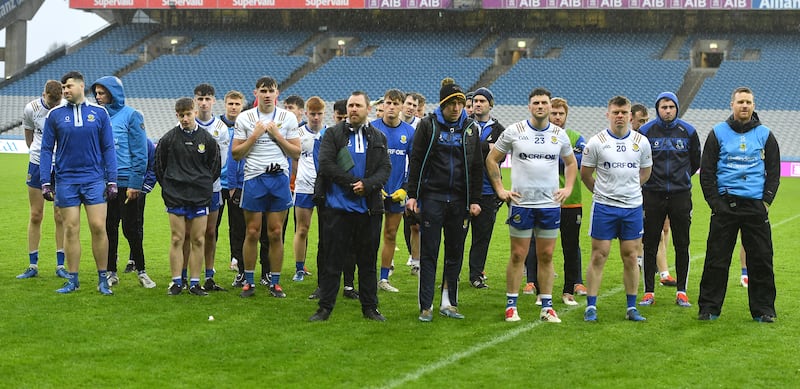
19, 70, 780, 324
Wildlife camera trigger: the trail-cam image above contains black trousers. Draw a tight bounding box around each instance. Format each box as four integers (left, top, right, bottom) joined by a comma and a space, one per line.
106, 187, 146, 272
525, 206, 583, 294
642, 190, 692, 293
418, 197, 469, 310
318, 208, 381, 313
698, 198, 776, 318
468, 194, 500, 281
227, 188, 245, 264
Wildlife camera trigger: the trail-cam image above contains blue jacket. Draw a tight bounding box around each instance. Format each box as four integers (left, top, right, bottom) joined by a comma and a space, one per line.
91, 76, 148, 190
142, 138, 157, 194
221, 114, 245, 190
638, 92, 701, 193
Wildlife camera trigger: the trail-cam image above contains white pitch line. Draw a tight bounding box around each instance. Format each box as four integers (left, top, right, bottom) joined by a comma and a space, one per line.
383, 213, 798, 389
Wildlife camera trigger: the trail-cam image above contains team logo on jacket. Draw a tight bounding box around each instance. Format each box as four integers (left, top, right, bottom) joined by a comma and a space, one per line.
87, 114, 96, 122
400, 135, 407, 144
675, 139, 685, 150
198, 143, 206, 154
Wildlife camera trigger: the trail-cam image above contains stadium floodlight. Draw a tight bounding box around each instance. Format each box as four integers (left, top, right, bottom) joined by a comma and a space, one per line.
170, 38, 179, 45
517, 40, 526, 49
709, 42, 718, 50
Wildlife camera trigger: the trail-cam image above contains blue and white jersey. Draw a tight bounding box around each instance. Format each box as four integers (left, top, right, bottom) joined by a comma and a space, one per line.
234, 106, 299, 181
371, 118, 414, 195
582, 129, 652, 208
493, 120, 572, 208
197, 115, 229, 192
40, 100, 117, 186
294, 124, 323, 195
22, 97, 62, 165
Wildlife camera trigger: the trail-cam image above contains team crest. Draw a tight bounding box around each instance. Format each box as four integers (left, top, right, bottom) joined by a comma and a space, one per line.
513, 214, 522, 223
465, 127, 473, 136
87, 114, 96, 122
632, 143, 640, 152
198, 143, 206, 154
551, 136, 558, 144
400, 135, 407, 144
675, 139, 685, 150
213, 129, 219, 137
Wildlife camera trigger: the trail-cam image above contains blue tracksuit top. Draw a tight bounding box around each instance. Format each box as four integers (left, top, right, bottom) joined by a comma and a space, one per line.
222, 115, 244, 190
91, 76, 147, 190
40, 99, 117, 186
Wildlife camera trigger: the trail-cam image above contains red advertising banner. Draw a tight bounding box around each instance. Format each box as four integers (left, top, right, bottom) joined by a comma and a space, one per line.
70, 0, 365, 8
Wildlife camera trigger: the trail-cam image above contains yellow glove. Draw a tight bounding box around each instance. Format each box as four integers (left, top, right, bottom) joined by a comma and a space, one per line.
381, 189, 389, 198
390, 188, 407, 203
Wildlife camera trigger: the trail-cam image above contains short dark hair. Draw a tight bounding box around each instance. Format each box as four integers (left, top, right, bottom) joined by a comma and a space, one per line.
528, 87, 552, 100
731, 86, 754, 101
61, 71, 84, 84
383, 89, 405, 104
194, 83, 215, 97
333, 99, 347, 115
412, 92, 425, 106
283, 95, 304, 108
44, 80, 63, 99
608, 95, 631, 108
631, 103, 648, 117
255, 76, 278, 90
175, 97, 195, 113
350, 91, 370, 106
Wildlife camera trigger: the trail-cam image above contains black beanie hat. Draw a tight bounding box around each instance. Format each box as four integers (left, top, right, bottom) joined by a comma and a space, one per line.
439, 77, 466, 106
472, 87, 495, 107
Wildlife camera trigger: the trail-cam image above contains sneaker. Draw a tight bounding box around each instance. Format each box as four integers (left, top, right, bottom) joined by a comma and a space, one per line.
410, 265, 420, 276
363, 309, 387, 322
418, 309, 433, 322
378, 279, 399, 292
56, 281, 79, 294
584, 307, 598, 322
676, 293, 692, 308
740, 275, 749, 288
540, 308, 562, 323
574, 283, 588, 296
189, 284, 208, 296
406, 256, 414, 266
638, 292, 655, 306
388, 265, 394, 278
698, 312, 720, 321
269, 284, 286, 298
203, 278, 226, 292
229, 258, 238, 271
167, 282, 182, 295
292, 270, 305, 282
55, 266, 70, 279
439, 306, 465, 319
660, 275, 677, 287
232, 273, 245, 288
107, 272, 119, 287
471, 278, 488, 289
309, 308, 331, 322
523, 282, 536, 295
240, 283, 256, 298
754, 314, 775, 323
138, 273, 157, 289
21, 266, 41, 278
535, 295, 542, 306
260, 275, 271, 286
97, 281, 113, 296
308, 287, 321, 300
124, 261, 136, 273
343, 287, 359, 300
505, 306, 521, 322
626, 308, 646, 321
181, 278, 188, 290
481, 271, 488, 281
303, 266, 313, 276
562, 293, 578, 306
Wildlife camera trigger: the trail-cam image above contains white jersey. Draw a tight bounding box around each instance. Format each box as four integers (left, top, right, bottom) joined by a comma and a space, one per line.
494, 120, 573, 208
23, 97, 59, 165
294, 125, 323, 195
582, 129, 653, 208
197, 116, 230, 192
234, 106, 299, 181
404, 116, 420, 130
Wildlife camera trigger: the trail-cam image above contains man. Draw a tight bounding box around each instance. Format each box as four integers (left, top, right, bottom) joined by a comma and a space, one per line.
400, 91, 422, 274
464, 91, 474, 117
414, 93, 427, 118
91, 76, 154, 289
221, 90, 246, 276
372, 89, 415, 293
698, 87, 780, 323
18, 80, 67, 280
333, 99, 348, 123
400, 92, 421, 129
40, 71, 117, 295
637, 93, 701, 308
371, 97, 385, 120
407, 78, 482, 322
309, 91, 391, 322
631, 103, 676, 287
581, 95, 652, 322
231, 76, 299, 298
523, 97, 587, 305
487, 88, 577, 323
192, 83, 229, 292
466, 87, 505, 290
154, 97, 221, 296
283, 95, 306, 127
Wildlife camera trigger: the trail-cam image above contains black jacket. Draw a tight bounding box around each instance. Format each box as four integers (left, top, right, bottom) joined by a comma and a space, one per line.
407, 110, 483, 208
154, 126, 221, 208
314, 121, 391, 215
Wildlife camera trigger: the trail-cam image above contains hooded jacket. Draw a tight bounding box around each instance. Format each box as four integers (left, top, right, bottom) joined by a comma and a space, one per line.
91, 76, 148, 190
638, 92, 701, 193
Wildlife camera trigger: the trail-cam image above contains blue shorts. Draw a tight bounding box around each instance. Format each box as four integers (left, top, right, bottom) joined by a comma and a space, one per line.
55, 181, 106, 207
167, 206, 210, 220
294, 193, 315, 209
383, 197, 405, 214
589, 202, 643, 241
507, 206, 560, 239
209, 191, 222, 212
241, 173, 293, 213
27, 163, 42, 188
